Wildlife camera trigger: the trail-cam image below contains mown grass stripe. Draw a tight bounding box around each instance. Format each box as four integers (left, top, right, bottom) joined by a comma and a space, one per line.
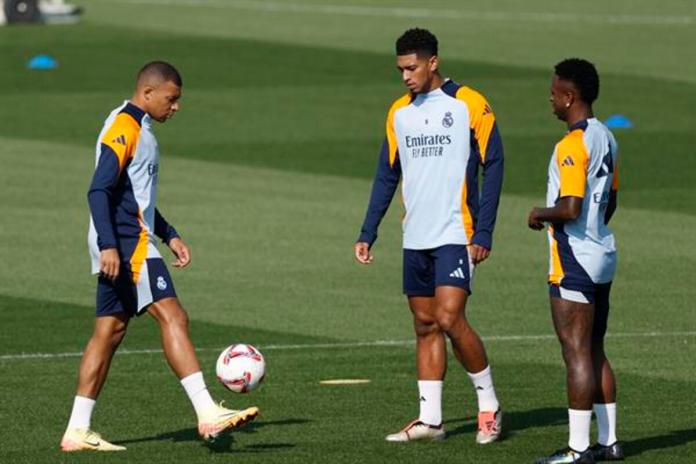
3, 331, 695, 361
110, 0, 694, 26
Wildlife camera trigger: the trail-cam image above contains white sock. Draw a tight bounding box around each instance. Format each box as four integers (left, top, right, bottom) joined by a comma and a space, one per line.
417, 380, 443, 426
67, 395, 96, 430
467, 365, 500, 412
181, 371, 216, 418
594, 403, 617, 446
568, 408, 592, 452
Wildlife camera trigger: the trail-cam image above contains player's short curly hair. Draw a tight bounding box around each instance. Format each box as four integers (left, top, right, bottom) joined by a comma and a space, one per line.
554, 58, 599, 105
396, 28, 438, 57
137, 61, 183, 87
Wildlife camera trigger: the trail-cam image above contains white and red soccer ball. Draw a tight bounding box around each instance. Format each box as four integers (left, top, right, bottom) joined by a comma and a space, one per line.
216, 344, 266, 393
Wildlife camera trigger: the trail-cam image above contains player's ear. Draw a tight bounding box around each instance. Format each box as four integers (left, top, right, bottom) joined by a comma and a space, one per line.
565, 89, 575, 108
143, 85, 155, 102
428, 55, 439, 73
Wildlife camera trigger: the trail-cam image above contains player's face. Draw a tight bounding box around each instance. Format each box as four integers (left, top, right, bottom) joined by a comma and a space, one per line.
550, 75, 573, 121
145, 80, 182, 123
397, 53, 438, 94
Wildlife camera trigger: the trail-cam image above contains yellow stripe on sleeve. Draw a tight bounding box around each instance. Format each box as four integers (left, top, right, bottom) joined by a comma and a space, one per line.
455, 86, 496, 162
385, 93, 412, 167
100, 113, 141, 172
611, 157, 620, 191
556, 129, 589, 198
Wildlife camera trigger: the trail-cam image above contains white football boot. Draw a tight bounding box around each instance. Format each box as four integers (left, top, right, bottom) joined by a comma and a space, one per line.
198, 402, 259, 442
476, 409, 503, 444
60, 428, 125, 452
385, 419, 445, 442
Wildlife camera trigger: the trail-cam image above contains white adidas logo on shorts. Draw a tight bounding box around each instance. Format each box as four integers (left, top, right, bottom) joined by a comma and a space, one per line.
449, 267, 466, 279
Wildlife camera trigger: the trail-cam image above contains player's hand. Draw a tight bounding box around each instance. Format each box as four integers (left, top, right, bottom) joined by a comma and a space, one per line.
528, 208, 545, 231
169, 237, 191, 268
354, 242, 373, 265
100, 248, 120, 281
469, 244, 490, 265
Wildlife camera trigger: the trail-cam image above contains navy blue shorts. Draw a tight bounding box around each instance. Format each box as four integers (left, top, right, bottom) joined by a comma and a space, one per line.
403, 244, 474, 297
96, 258, 177, 317
550, 282, 612, 338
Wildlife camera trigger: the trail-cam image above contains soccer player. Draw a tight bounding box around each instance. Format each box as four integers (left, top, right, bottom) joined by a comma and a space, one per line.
528, 58, 623, 463
355, 28, 504, 443
60, 61, 258, 452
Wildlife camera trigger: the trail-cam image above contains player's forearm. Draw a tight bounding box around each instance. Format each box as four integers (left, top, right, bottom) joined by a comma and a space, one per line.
358, 143, 401, 246
154, 208, 180, 244
358, 175, 398, 246
473, 127, 504, 249
533, 198, 582, 224
87, 189, 117, 249
604, 190, 617, 225
88, 152, 121, 250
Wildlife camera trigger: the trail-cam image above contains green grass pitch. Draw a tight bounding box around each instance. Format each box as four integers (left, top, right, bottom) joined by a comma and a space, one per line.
0, 1, 694, 462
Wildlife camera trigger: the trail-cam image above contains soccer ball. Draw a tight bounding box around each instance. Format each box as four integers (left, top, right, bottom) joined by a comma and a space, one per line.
215, 344, 266, 393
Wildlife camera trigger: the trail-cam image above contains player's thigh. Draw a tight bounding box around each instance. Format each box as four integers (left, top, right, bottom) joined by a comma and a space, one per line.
592, 282, 612, 342
92, 310, 130, 341
428, 286, 469, 333
549, 291, 595, 347
148, 296, 189, 327
434, 285, 469, 320
408, 295, 437, 327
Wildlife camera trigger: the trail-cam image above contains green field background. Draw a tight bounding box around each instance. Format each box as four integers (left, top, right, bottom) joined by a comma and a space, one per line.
0, 1, 694, 463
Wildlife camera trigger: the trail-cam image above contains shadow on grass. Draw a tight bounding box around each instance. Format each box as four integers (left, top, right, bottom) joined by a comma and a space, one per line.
445, 407, 566, 439
114, 418, 310, 453
446, 412, 696, 456
625, 428, 696, 458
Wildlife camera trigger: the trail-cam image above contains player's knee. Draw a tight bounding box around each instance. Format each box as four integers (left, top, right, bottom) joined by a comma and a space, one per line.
110, 326, 127, 347
92, 327, 126, 350
152, 300, 189, 328
434, 305, 463, 333
163, 308, 189, 331
560, 338, 591, 363
413, 313, 439, 336
414, 321, 439, 337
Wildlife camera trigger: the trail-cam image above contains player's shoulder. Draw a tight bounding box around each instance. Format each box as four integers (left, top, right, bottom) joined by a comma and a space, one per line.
556, 121, 589, 159
100, 102, 147, 158
583, 118, 618, 157
451, 83, 490, 106
100, 102, 146, 149
446, 82, 494, 120
387, 92, 413, 116
586, 117, 615, 141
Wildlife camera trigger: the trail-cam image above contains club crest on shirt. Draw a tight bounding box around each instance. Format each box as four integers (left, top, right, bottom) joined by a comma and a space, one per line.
442, 112, 454, 128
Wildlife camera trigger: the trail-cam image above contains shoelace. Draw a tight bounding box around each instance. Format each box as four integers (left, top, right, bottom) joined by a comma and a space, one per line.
478, 413, 498, 433
83, 430, 103, 443
400, 420, 420, 433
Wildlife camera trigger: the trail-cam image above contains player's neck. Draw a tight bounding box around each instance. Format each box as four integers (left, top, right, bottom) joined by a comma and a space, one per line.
130, 95, 148, 115
425, 74, 444, 93
565, 106, 593, 129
